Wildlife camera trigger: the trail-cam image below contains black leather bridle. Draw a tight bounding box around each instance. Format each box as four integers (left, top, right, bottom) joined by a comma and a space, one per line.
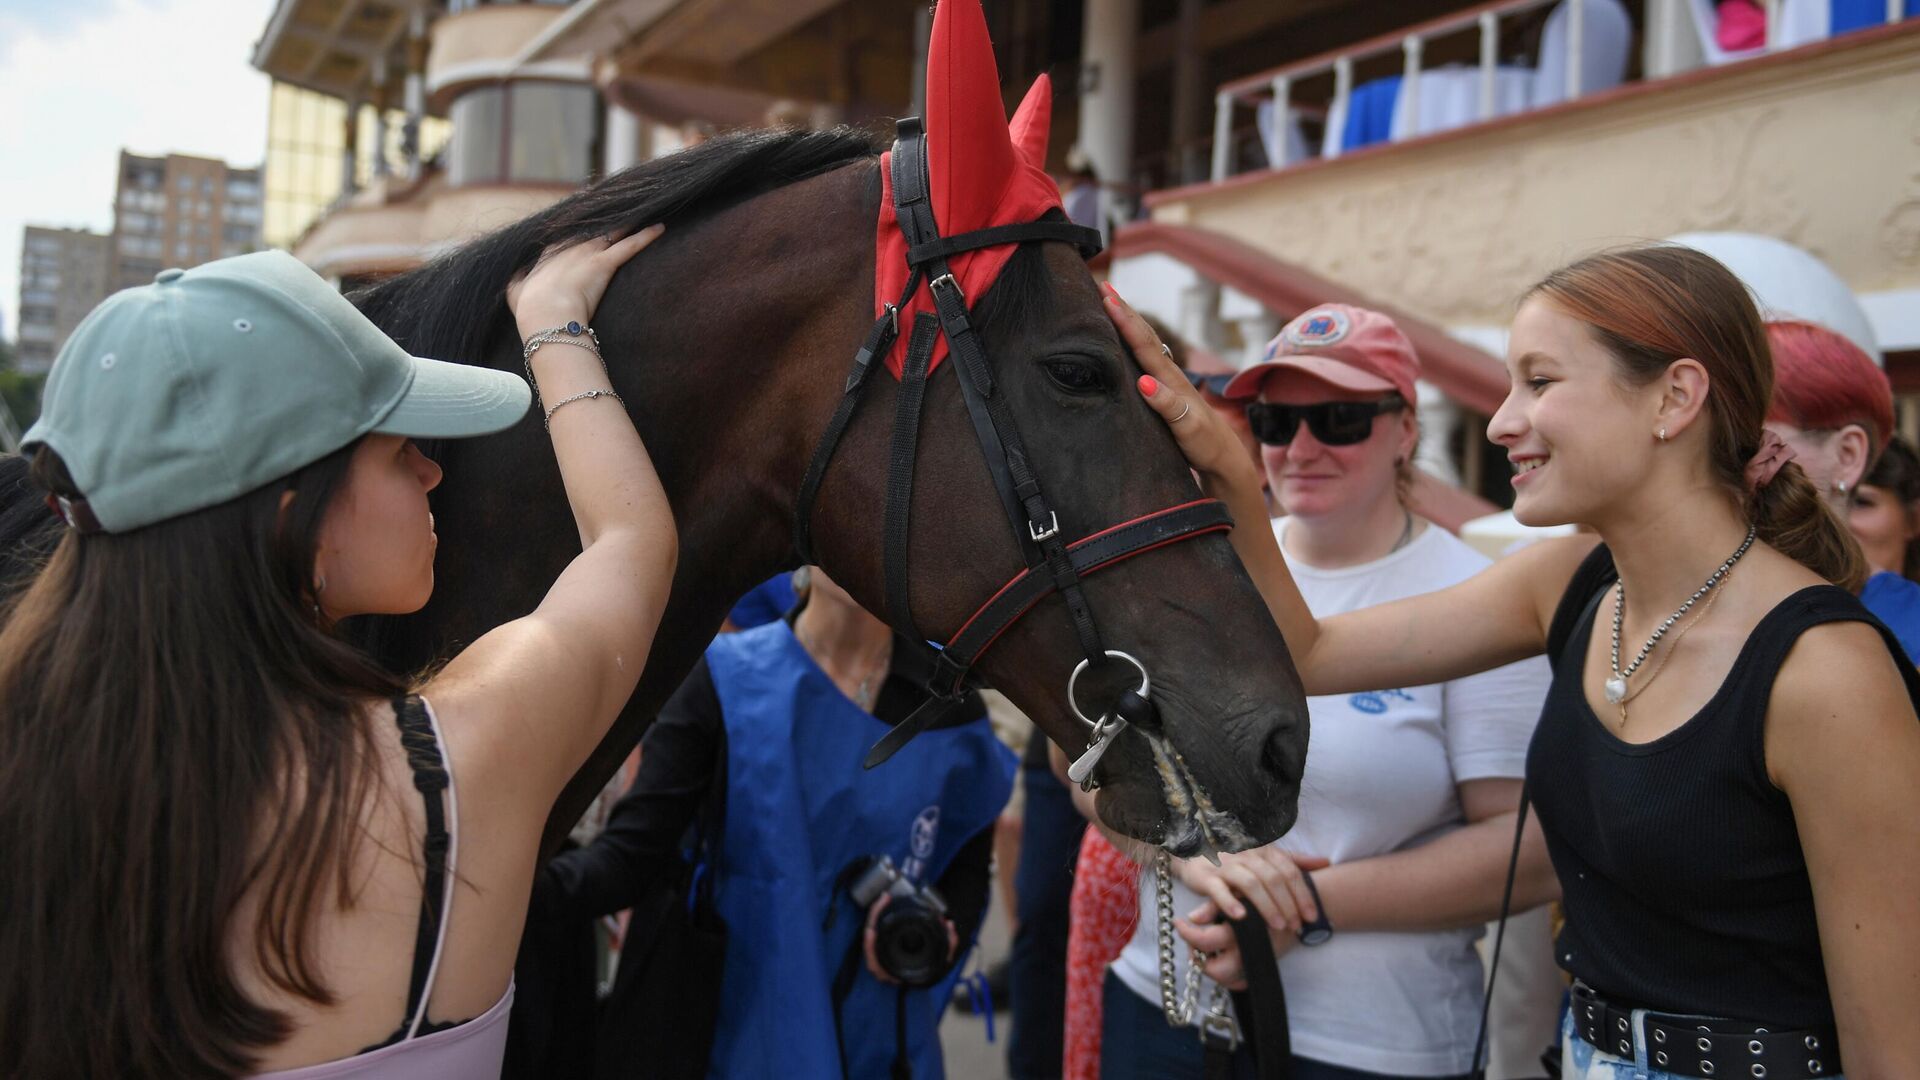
794, 118, 1235, 776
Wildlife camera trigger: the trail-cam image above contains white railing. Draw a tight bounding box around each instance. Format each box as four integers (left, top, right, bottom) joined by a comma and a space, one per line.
1207, 0, 1909, 182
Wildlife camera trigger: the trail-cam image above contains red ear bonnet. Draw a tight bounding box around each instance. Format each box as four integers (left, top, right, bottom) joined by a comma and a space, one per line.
873, 0, 1065, 376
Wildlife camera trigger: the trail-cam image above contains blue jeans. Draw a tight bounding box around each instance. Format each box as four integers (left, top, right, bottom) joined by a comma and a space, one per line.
1558, 1006, 1846, 1080
1098, 971, 1467, 1080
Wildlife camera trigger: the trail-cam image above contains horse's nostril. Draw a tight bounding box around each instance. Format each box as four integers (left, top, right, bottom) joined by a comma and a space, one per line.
1262, 723, 1301, 780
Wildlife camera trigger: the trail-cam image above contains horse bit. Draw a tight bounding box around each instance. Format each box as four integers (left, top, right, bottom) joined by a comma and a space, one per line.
792, 116, 1235, 784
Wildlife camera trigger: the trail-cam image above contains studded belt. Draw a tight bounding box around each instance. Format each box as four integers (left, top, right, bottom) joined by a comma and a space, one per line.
1571, 983, 1840, 1079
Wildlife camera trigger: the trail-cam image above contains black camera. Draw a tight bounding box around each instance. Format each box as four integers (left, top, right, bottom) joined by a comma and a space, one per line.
849, 854, 951, 988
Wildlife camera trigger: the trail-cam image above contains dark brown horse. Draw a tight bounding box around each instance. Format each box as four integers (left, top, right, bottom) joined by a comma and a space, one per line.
1, 127, 1307, 858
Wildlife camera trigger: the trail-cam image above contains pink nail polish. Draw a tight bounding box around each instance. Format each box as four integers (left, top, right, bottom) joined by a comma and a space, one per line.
1138, 375, 1159, 397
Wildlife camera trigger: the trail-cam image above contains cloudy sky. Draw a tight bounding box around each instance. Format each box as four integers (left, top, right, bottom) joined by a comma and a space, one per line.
0, 0, 275, 340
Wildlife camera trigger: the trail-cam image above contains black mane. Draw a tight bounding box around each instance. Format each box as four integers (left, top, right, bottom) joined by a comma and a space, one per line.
351, 126, 880, 365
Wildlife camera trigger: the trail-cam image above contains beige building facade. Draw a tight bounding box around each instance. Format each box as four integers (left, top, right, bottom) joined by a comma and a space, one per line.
254, 0, 1920, 509
253, 0, 596, 286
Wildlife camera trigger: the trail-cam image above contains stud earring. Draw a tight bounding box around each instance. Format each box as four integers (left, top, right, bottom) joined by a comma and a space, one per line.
1834, 481, 1849, 496
1657, 428, 1667, 442
313, 575, 327, 622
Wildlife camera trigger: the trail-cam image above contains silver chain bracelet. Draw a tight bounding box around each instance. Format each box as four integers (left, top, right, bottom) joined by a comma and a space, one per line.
542, 387, 625, 431
522, 322, 607, 411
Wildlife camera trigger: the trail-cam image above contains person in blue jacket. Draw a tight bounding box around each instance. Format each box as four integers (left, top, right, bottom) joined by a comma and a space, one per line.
542, 565, 1015, 1079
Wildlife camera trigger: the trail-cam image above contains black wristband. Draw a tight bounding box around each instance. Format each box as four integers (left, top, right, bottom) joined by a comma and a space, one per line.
1296, 870, 1333, 945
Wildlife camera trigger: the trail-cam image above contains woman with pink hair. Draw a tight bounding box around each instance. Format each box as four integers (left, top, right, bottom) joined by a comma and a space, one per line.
1762, 319, 1920, 661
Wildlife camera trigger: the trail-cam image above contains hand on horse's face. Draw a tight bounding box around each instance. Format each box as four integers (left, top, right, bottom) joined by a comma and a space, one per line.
1103, 286, 1263, 495
310, 435, 443, 621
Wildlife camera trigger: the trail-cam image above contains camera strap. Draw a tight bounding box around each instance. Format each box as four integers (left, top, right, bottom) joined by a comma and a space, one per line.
826, 924, 917, 1080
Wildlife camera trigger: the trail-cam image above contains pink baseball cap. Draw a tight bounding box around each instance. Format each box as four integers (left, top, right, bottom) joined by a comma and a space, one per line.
1222, 303, 1420, 404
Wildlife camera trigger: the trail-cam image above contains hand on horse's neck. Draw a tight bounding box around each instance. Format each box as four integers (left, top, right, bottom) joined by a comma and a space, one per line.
794, 596, 893, 701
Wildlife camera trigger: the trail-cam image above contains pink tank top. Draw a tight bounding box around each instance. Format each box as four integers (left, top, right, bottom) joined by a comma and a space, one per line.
253, 697, 513, 1080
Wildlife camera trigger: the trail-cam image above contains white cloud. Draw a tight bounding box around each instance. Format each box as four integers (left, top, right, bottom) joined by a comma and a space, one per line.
0, 0, 275, 342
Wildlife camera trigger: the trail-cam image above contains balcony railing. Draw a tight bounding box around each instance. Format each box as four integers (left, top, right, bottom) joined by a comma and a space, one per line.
1205, 0, 1916, 183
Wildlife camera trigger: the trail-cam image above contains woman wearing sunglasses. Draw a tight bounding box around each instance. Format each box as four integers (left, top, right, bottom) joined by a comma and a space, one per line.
1093, 304, 1556, 1080
1105, 246, 1920, 1077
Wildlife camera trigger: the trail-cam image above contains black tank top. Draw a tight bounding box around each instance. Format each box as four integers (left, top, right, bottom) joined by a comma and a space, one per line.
1528, 545, 1920, 1030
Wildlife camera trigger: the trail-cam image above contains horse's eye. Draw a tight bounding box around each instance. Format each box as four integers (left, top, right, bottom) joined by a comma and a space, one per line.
1044, 360, 1102, 393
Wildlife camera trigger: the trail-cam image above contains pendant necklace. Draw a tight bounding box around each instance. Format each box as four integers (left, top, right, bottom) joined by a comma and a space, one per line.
1607, 524, 1755, 707
1611, 564, 1729, 727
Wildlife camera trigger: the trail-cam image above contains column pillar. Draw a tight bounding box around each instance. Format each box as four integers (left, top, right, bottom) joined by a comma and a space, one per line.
341, 96, 360, 197
402, 8, 428, 179
1079, 0, 1139, 218
909, 5, 933, 117
371, 61, 392, 180
1170, 0, 1204, 183
604, 100, 643, 172
1414, 382, 1463, 486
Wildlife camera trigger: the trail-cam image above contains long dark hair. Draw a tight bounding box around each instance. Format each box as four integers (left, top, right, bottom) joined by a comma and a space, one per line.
1529, 245, 1868, 592
0, 442, 409, 1078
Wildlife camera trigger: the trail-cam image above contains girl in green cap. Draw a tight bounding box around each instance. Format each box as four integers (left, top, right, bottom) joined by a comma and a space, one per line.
0, 228, 675, 1078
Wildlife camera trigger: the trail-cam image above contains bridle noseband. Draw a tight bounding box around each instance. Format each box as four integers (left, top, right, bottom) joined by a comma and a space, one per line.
793, 118, 1235, 782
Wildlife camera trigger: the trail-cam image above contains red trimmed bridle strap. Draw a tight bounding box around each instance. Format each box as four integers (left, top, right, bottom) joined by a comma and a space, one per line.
859, 498, 1232, 769
933, 498, 1233, 693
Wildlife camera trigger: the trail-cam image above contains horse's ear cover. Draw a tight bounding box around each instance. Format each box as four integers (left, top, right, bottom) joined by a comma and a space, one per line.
873, 0, 1067, 377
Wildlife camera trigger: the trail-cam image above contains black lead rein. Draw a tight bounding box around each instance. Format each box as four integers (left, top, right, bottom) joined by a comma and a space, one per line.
793, 117, 1233, 770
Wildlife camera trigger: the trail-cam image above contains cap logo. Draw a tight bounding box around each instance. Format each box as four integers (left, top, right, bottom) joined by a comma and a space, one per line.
1284, 309, 1350, 349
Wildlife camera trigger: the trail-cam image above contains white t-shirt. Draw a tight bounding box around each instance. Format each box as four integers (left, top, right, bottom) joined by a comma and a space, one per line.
1111, 519, 1551, 1076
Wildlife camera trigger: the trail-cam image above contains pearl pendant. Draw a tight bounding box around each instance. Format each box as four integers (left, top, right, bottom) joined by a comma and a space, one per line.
1604, 676, 1628, 704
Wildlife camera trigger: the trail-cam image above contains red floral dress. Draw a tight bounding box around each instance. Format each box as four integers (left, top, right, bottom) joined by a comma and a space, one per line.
1062, 828, 1141, 1080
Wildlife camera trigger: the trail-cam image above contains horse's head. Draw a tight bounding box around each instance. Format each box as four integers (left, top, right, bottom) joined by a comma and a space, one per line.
806, 0, 1307, 855
335, 0, 1303, 858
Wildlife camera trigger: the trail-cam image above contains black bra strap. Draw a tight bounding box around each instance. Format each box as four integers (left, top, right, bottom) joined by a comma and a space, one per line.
391, 695, 452, 1033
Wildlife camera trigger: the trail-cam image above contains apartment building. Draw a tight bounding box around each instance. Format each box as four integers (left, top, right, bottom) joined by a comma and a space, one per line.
112, 152, 265, 292
16, 226, 113, 375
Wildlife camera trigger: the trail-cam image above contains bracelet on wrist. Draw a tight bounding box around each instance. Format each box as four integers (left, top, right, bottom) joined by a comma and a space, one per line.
521, 322, 606, 409
1296, 871, 1333, 946
542, 387, 625, 431
521, 320, 599, 358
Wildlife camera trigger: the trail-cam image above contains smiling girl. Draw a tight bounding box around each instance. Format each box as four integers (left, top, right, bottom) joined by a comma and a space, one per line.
1110, 245, 1920, 1078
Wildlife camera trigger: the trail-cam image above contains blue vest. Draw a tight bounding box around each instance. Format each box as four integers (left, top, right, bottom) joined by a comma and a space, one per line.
704, 622, 1015, 1080
1861, 570, 1920, 665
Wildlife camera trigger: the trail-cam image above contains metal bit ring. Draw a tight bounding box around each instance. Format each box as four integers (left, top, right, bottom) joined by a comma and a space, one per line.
1067, 649, 1151, 730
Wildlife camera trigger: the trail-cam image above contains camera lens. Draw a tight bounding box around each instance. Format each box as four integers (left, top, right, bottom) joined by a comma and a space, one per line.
874, 902, 947, 988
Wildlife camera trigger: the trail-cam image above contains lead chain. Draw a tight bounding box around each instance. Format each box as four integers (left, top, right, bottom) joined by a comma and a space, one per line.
1154, 850, 1227, 1030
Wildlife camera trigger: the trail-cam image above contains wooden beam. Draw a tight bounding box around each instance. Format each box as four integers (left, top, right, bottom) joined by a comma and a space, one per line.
1137, 0, 1354, 71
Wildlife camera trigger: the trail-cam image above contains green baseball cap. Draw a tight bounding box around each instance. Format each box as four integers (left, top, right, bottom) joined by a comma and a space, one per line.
22, 251, 529, 533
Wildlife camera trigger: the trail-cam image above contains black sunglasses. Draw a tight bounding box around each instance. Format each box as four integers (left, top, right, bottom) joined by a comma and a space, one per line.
1183, 370, 1235, 396
1245, 395, 1406, 447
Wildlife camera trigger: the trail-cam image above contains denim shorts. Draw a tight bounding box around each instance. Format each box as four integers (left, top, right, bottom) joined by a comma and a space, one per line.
1558, 1007, 1846, 1080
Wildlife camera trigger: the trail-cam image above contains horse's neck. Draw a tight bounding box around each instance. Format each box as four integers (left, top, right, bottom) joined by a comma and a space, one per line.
620, 169, 884, 616
533, 160, 886, 853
